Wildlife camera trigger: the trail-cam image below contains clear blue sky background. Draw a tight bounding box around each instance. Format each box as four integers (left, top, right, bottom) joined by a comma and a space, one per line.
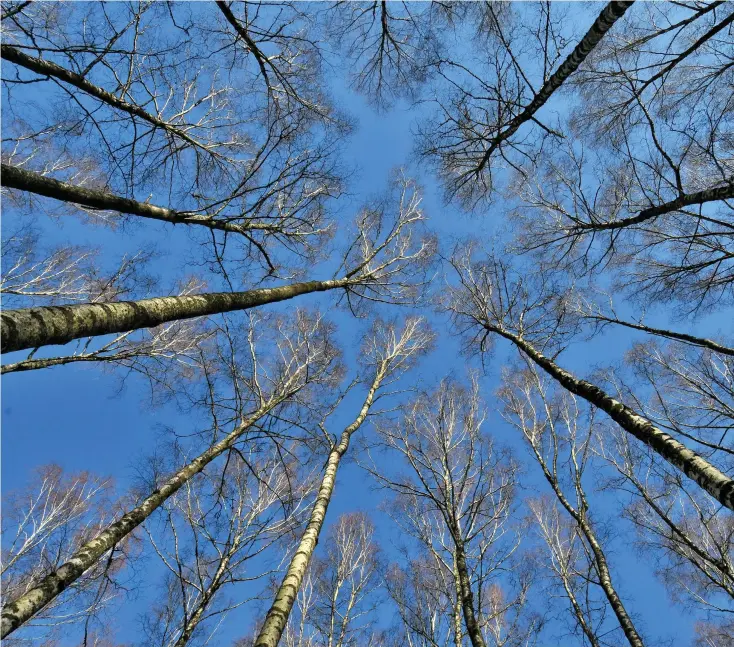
3, 5, 730, 645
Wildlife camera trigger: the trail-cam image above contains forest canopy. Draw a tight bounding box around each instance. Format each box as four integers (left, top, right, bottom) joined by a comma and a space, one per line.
1, 2, 733, 646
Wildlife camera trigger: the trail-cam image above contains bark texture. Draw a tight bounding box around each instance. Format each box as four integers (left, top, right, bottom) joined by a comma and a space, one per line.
0, 405, 276, 638
1, 164, 258, 236
1, 279, 344, 353
253, 365, 386, 647
453, 542, 487, 647
474, 0, 634, 172
488, 325, 734, 511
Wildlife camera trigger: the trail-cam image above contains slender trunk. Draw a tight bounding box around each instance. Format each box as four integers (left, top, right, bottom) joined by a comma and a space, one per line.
453, 541, 487, 647
579, 518, 644, 646
451, 558, 463, 647
1, 279, 346, 353
488, 324, 734, 511
528, 443, 644, 646
559, 572, 601, 647
584, 314, 734, 356
253, 365, 386, 647
475, 1, 633, 172
2, 355, 107, 373
0, 402, 278, 638
173, 545, 237, 647
0, 46, 205, 151
1, 164, 260, 236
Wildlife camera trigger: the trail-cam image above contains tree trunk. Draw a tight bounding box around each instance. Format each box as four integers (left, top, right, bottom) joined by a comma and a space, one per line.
535, 454, 644, 646
583, 314, 734, 356
1, 279, 346, 353
452, 559, 464, 647
475, 1, 634, 172
453, 541, 487, 647
1, 164, 270, 236
0, 46, 205, 151
573, 182, 734, 232
488, 324, 734, 511
559, 573, 601, 647
0, 403, 278, 638
173, 547, 236, 647
253, 364, 386, 647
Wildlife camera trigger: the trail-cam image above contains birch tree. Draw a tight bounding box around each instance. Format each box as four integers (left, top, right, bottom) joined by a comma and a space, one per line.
508, 2, 734, 311
1, 465, 126, 646
252, 317, 432, 647
364, 376, 540, 647
499, 366, 645, 647
305, 513, 384, 647
597, 423, 734, 636
418, 1, 633, 205
1, 175, 432, 353
139, 443, 312, 647
238, 514, 384, 647
444, 246, 734, 511
1, 308, 341, 638
1, 1, 344, 277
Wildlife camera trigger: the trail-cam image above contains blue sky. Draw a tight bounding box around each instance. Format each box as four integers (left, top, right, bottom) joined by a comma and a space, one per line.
2, 4, 729, 645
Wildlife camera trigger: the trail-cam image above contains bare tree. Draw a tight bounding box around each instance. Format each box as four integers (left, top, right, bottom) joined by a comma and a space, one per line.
253, 317, 433, 647
0, 230, 149, 307
1, 1, 346, 277
1, 308, 341, 638
597, 423, 734, 631
364, 376, 540, 647
526, 497, 606, 647
499, 366, 645, 647
307, 513, 384, 647
1, 465, 127, 646
324, 1, 462, 109
1, 174, 433, 353
443, 246, 734, 510
238, 514, 384, 647
507, 2, 734, 311
384, 553, 460, 647
140, 442, 312, 647
418, 2, 632, 205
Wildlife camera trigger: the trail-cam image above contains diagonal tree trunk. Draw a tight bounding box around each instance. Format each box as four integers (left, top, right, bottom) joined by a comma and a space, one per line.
253, 363, 387, 647
0, 401, 282, 638
485, 323, 734, 511
0, 45, 208, 153
580, 312, 734, 357
474, 1, 634, 173
1, 164, 262, 236
571, 182, 734, 233
1, 279, 346, 353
